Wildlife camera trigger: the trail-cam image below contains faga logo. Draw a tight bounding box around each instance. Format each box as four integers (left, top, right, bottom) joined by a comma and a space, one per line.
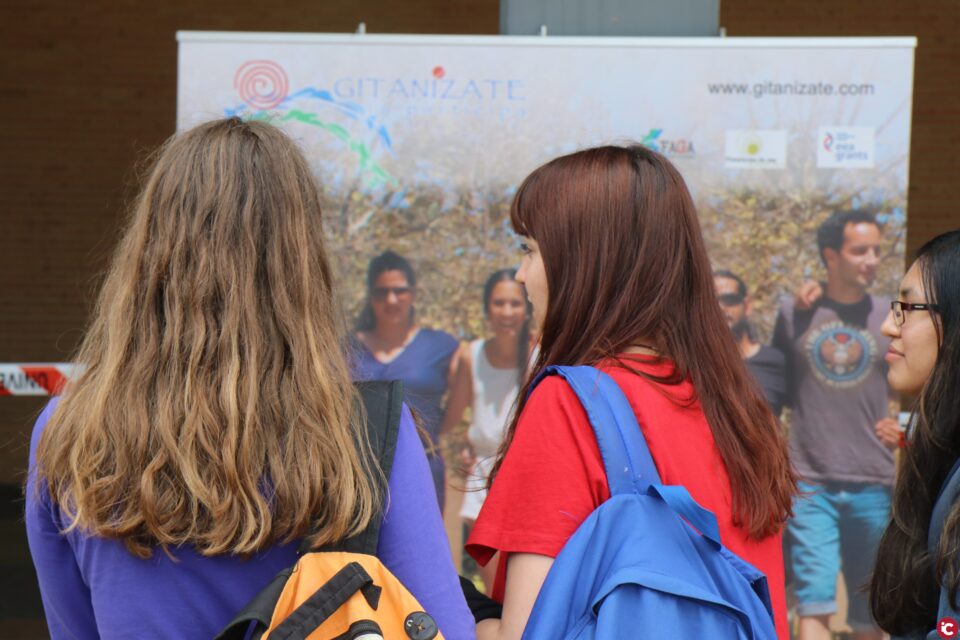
641, 129, 695, 158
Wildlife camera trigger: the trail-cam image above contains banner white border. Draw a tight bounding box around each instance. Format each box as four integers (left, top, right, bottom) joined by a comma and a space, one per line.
176, 31, 917, 50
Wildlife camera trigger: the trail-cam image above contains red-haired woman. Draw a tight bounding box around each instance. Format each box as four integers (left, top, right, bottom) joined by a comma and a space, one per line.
465, 145, 797, 639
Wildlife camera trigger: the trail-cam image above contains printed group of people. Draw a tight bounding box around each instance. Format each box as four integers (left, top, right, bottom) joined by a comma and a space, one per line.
352, 250, 531, 564
22, 116, 960, 640
714, 211, 899, 639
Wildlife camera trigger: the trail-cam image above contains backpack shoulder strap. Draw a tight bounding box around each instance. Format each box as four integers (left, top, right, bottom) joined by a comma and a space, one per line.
304, 379, 404, 556
928, 459, 960, 630
530, 365, 659, 494
530, 365, 723, 546
216, 381, 404, 640
214, 567, 295, 640
929, 458, 960, 555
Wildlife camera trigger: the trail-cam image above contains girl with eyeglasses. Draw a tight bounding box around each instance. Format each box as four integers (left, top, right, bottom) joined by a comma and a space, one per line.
869, 229, 960, 638
354, 251, 459, 508
463, 144, 796, 639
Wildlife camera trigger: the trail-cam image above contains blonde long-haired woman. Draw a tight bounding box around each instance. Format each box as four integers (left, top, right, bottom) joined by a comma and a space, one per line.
25, 118, 473, 639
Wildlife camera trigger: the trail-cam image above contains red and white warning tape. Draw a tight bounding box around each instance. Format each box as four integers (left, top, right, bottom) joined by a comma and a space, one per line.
0, 364, 80, 396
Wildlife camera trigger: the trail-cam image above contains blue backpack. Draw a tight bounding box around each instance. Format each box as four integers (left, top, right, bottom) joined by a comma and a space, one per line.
521, 366, 778, 640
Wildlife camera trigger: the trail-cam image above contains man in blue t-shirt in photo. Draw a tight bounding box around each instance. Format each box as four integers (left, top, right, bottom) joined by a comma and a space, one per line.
773, 210, 900, 640
713, 269, 786, 416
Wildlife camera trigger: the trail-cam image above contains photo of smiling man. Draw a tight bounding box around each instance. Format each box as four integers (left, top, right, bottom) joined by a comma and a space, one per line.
772, 210, 898, 640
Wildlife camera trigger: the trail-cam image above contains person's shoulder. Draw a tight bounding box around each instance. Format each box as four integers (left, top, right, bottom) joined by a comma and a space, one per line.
420, 327, 458, 349
753, 344, 786, 366
29, 397, 61, 460
27, 398, 62, 514
516, 375, 599, 458
523, 374, 593, 428
527, 373, 578, 404
455, 340, 475, 369
347, 331, 372, 357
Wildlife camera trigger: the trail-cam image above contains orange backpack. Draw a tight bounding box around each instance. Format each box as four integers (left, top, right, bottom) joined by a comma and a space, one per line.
215, 381, 443, 640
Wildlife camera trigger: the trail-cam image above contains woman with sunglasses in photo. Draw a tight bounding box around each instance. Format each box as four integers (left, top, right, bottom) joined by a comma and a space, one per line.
464, 144, 796, 639
869, 230, 960, 639
439, 268, 532, 593
354, 251, 459, 508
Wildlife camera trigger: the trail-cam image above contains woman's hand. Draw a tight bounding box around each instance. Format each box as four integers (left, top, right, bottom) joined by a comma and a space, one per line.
875, 417, 902, 451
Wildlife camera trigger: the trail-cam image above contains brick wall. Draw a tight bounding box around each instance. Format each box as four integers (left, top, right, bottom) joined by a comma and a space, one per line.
2, 0, 958, 483
720, 0, 960, 253
0, 1, 500, 484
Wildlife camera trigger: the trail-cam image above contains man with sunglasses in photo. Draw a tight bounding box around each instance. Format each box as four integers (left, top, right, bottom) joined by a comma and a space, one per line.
714, 270, 786, 416
772, 210, 898, 640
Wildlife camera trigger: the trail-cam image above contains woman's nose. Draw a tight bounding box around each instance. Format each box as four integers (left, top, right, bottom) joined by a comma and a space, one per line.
516, 264, 527, 284
880, 308, 899, 338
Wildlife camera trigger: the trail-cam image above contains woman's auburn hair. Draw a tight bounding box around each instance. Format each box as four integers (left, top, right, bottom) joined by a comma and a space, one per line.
869, 230, 960, 635
491, 144, 797, 540
35, 117, 379, 558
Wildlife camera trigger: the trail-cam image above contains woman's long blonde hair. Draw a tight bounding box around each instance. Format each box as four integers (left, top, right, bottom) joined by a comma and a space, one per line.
36, 117, 378, 558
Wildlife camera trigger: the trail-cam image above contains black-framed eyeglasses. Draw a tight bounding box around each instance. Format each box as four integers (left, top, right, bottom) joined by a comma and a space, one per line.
718, 293, 745, 307
371, 286, 413, 301
890, 300, 939, 327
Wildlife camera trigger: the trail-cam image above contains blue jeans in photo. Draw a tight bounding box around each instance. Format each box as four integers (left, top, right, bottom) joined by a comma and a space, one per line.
786, 480, 891, 632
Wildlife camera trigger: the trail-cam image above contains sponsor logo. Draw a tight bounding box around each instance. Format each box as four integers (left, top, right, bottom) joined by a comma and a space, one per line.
817, 126, 875, 168
804, 321, 878, 389
724, 130, 788, 169
641, 129, 695, 158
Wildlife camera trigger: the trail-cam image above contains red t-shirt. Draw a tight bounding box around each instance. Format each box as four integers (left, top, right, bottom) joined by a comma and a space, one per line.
465, 357, 788, 639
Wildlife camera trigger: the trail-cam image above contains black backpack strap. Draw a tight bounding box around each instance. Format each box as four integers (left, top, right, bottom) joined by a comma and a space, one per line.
215, 380, 403, 640
214, 567, 295, 640
303, 379, 404, 556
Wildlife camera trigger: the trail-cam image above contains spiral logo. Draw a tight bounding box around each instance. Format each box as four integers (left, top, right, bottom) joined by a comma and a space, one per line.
234, 60, 289, 110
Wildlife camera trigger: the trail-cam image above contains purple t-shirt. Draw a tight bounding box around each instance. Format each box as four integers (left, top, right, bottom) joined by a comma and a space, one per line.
353, 328, 459, 506
26, 399, 475, 640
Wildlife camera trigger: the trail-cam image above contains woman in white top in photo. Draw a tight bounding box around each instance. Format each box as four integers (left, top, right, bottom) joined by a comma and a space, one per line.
442, 268, 532, 592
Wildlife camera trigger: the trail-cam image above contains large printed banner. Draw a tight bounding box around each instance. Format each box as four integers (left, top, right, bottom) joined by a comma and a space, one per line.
177, 33, 915, 341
